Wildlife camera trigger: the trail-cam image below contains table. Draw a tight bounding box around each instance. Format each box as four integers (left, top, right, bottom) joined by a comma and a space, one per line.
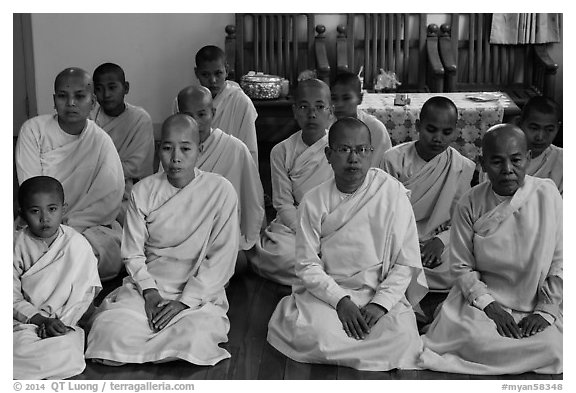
358, 92, 520, 162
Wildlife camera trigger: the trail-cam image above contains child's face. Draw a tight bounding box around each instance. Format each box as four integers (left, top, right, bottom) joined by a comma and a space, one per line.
293, 86, 333, 133
159, 125, 200, 188
416, 108, 458, 160
519, 110, 559, 157
94, 72, 128, 117
331, 83, 361, 119
20, 192, 64, 239
179, 98, 214, 142
53, 75, 95, 127
195, 59, 227, 98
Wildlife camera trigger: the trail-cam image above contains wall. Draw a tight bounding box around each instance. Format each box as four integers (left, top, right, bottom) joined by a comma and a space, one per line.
31, 13, 234, 130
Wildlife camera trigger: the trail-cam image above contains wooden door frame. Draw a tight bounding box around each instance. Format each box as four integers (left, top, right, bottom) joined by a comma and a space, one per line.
14, 13, 37, 122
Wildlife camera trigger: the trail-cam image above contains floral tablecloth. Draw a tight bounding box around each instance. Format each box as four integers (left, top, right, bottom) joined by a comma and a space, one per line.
358, 92, 519, 162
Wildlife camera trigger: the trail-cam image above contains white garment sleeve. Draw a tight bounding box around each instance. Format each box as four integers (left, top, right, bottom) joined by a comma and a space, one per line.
122, 190, 157, 293
534, 195, 563, 322
120, 113, 155, 180
270, 144, 298, 231
370, 264, 412, 312
295, 195, 349, 309
13, 260, 41, 323
15, 121, 42, 184
179, 186, 239, 309
450, 200, 492, 305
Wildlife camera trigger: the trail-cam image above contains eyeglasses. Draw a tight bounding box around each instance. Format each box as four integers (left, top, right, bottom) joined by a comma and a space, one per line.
295, 104, 330, 114
330, 145, 374, 157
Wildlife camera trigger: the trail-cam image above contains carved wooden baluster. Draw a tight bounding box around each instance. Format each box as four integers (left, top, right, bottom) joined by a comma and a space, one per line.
336, 24, 349, 74
225, 24, 236, 81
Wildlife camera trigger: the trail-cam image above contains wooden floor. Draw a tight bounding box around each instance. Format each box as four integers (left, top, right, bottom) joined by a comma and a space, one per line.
72, 267, 563, 380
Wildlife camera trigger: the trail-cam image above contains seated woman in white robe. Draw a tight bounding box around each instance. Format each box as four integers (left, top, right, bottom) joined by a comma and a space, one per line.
330, 71, 392, 167
251, 79, 334, 285
15, 67, 125, 282
176, 85, 265, 256
173, 45, 258, 165
419, 124, 563, 375
478, 96, 562, 195
268, 118, 428, 371
86, 114, 239, 366
14, 176, 101, 380
91, 62, 156, 223
380, 97, 475, 291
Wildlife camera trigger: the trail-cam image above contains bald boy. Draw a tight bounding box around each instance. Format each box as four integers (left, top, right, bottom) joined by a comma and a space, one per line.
91, 62, 155, 223
252, 79, 335, 285
177, 85, 264, 255
16, 67, 124, 281
381, 96, 475, 292
173, 45, 258, 165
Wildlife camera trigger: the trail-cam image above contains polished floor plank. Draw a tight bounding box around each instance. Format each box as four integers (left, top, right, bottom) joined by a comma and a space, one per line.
203, 356, 232, 380
309, 364, 338, 380
284, 358, 312, 380
397, 369, 470, 380
257, 343, 287, 379
336, 366, 395, 380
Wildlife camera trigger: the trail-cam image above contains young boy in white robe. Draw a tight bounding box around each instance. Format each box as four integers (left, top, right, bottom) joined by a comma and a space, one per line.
251, 79, 334, 285
15, 67, 124, 282
267, 118, 427, 371
86, 114, 239, 366
177, 85, 265, 267
419, 124, 562, 375
91, 62, 155, 224
173, 45, 258, 165
14, 176, 101, 380
380, 96, 475, 292
516, 96, 562, 194
330, 71, 392, 167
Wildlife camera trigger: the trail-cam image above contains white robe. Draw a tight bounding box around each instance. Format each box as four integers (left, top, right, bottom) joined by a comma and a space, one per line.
381, 142, 475, 290
197, 128, 264, 250
174, 80, 258, 165
419, 176, 563, 374
526, 144, 563, 195
268, 168, 428, 371
13, 225, 101, 380
86, 170, 239, 365
91, 102, 156, 221
16, 114, 125, 281
252, 131, 333, 285
357, 110, 392, 167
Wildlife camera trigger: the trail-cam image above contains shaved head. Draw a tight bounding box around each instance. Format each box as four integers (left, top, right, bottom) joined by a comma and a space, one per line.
93, 62, 126, 83
482, 123, 527, 156
177, 85, 213, 113
481, 123, 529, 196
18, 176, 64, 209
295, 78, 331, 103
54, 67, 93, 93
161, 114, 200, 145
325, 117, 373, 194
420, 96, 458, 123
195, 45, 226, 68
329, 117, 371, 146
